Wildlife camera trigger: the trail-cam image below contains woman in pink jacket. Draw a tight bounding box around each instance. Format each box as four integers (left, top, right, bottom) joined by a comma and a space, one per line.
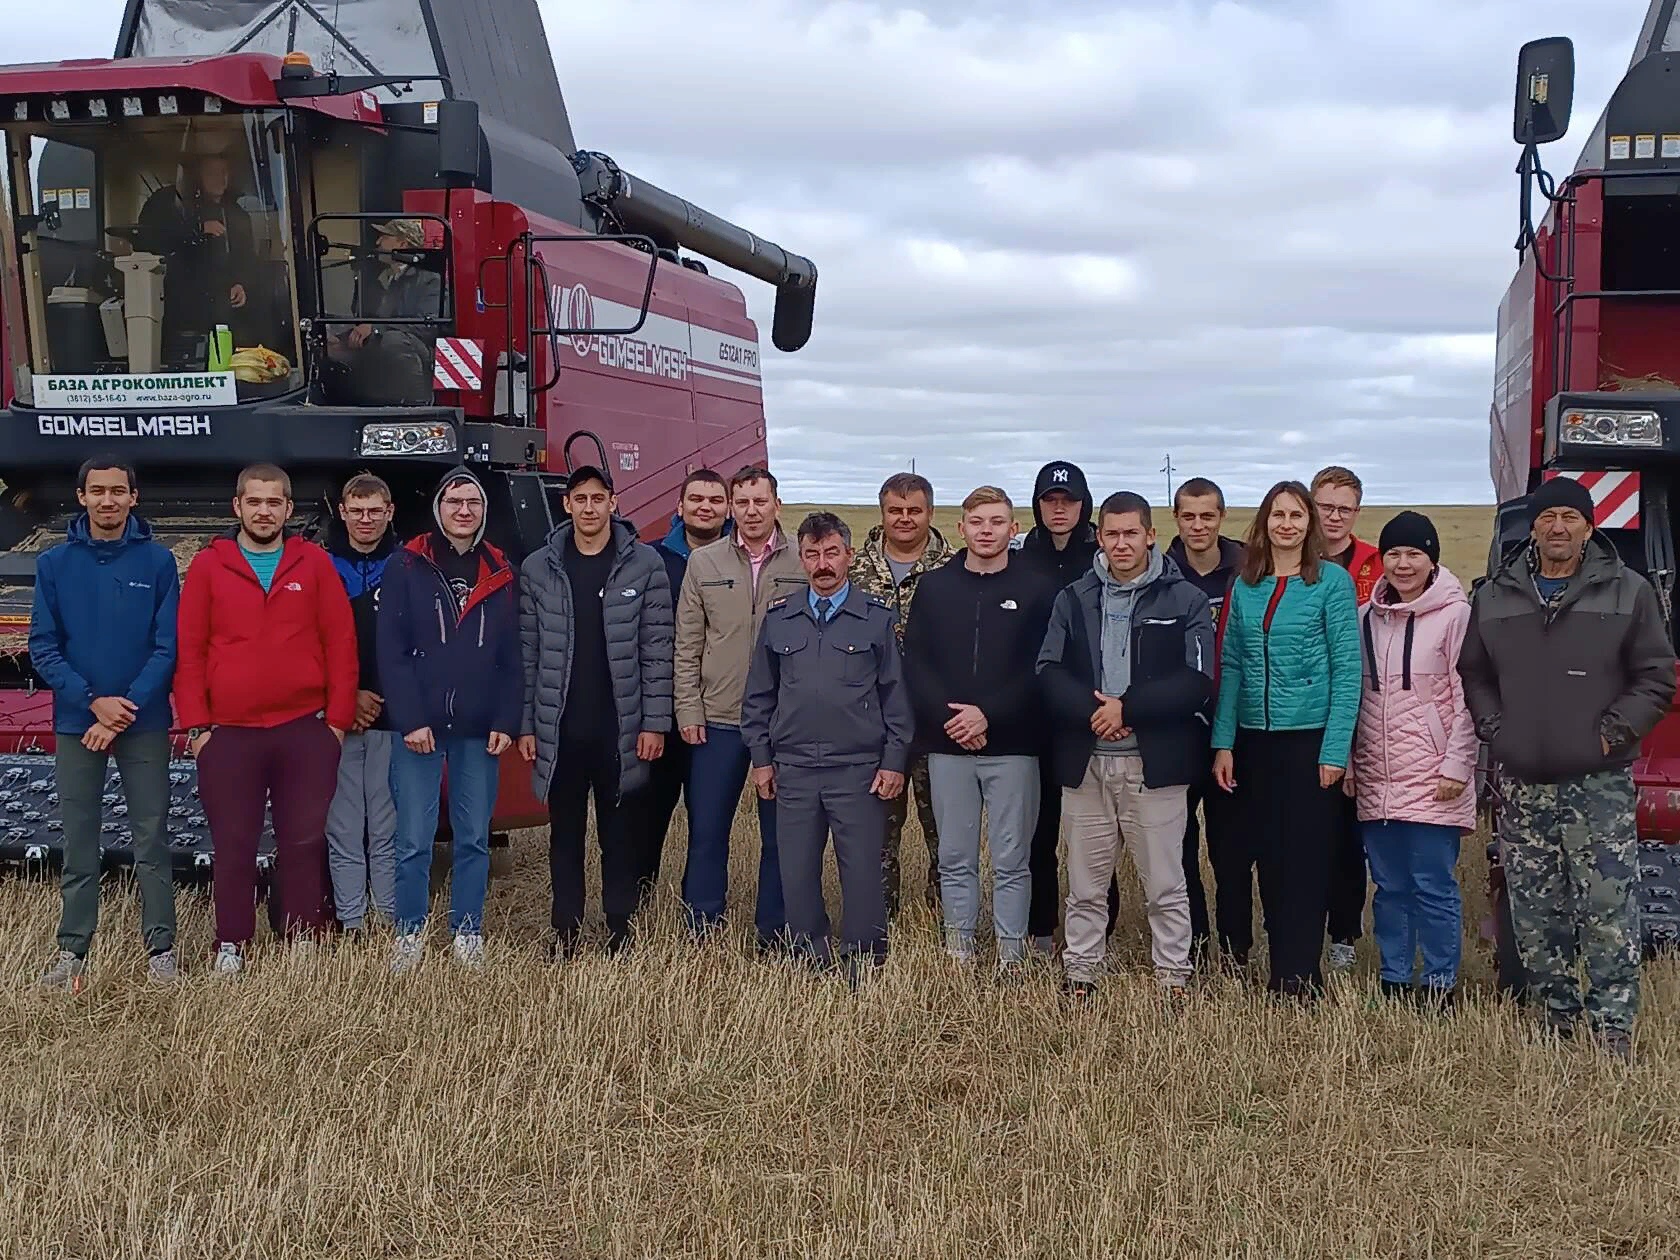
1350, 512, 1476, 1004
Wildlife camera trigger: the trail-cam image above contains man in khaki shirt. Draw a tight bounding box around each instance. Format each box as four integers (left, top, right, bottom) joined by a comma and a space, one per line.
675, 464, 806, 948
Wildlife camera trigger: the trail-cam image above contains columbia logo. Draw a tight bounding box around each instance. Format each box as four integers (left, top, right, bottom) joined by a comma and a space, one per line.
126, 581, 150, 590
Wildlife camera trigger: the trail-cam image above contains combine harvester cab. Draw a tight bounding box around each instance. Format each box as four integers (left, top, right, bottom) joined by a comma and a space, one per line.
0, 0, 815, 878
1488, 5, 1680, 985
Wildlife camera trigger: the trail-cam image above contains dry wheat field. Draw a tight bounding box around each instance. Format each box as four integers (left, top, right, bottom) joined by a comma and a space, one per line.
4, 504, 1680, 1259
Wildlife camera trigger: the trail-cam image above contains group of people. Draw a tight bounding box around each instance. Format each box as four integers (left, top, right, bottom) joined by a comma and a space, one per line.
28, 453, 1673, 1058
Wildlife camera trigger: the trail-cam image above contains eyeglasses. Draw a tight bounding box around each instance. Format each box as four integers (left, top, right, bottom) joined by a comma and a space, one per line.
1314, 502, 1358, 519
343, 507, 389, 520
442, 497, 484, 511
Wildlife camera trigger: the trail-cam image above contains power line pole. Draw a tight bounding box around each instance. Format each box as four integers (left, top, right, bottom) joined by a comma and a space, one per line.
1161, 454, 1176, 506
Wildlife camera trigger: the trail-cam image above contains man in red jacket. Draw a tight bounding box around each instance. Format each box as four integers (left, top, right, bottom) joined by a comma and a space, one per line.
175, 463, 358, 973
1312, 464, 1381, 973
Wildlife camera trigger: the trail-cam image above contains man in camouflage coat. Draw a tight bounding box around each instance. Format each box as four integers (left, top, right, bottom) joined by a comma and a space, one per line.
1460, 477, 1675, 1060
848, 472, 954, 916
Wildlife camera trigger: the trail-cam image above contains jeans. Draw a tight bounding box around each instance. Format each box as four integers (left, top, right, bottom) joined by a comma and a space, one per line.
681, 724, 784, 941
927, 753, 1038, 962
1361, 820, 1464, 989
55, 730, 175, 957
390, 737, 500, 936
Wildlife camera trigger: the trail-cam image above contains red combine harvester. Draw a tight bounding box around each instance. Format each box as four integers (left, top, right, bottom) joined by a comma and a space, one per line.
1489, 2, 1680, 986
0, 0, 816, 876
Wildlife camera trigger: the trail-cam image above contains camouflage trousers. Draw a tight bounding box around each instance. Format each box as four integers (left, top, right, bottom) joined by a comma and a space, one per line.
884, 756, 939, 917
1499, 769, 1641, 1034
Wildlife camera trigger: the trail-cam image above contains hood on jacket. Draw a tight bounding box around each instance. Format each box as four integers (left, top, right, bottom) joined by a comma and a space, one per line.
1029, 460, 1094, 534
1094, 543, 1166, 593
1164, 534, 1243, 576
1496, 529, 1624, 594
858, 522, 952, 571
432, 465, 489, 551
1364, 564, 1469, 694
67, 511, 153, 549
659, 512, 733, 558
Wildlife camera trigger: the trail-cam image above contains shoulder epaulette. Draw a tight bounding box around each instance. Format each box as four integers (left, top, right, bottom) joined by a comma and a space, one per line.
867, 594, 892, 609
768, 596, 789, 610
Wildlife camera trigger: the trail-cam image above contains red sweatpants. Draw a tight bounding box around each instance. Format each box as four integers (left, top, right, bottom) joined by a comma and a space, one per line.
197, 714, 343, 947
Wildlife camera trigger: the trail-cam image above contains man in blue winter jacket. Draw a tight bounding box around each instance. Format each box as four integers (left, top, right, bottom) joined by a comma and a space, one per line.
32, 457, 180, 991
376, 467, 522, 974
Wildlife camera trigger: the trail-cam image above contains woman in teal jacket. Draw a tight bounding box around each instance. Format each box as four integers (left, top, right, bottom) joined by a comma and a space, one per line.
1211, 480, 1361, 995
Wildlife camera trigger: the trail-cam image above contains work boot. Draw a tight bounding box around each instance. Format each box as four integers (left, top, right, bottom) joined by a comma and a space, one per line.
38, 950, 87, 994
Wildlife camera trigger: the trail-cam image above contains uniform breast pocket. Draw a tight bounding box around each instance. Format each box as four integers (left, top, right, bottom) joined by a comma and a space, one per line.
829, 638, 876, 685
772, 635, 812, 681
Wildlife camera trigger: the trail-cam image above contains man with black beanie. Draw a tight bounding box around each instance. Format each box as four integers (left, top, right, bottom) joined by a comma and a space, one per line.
1461, 473, 1675, 1060
1017, 460, 1117, 955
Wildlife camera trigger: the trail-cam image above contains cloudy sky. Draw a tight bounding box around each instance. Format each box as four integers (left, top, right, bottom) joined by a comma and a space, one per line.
16, 1, 1660, 503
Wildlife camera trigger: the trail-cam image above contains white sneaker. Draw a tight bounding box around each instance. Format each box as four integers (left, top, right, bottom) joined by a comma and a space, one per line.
146, 951, 180, 985
211, 943, 243, 975
38, 950, 87, 993
1327, 942, 1357, 971
390, 933, 424, 975
290, 937, 319, 960
452, 932, 485, 969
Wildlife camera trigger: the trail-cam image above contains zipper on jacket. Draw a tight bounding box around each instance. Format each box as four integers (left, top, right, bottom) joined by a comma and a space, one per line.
1260, 577, 1289, 728
478, 606, 486, 649
435, 598, 447, 642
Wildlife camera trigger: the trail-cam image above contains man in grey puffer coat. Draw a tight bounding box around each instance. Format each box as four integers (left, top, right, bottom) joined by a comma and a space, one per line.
518, 465, 673, 956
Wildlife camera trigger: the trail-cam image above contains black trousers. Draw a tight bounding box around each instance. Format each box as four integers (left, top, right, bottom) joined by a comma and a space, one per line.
1200, 775, 1257, 961
1326, 790, 1368, 944
1234, 728, 1340, 995
624, 737, 689, 909
548, 737, 637, 947
1027, 754, 1118, 941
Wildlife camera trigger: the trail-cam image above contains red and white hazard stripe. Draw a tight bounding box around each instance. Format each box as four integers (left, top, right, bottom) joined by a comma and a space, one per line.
1542, 470, 1641, 529
432, 338, 484, 392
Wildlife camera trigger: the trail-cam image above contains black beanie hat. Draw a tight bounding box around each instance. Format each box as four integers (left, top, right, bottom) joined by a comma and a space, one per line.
1528, 476, 1596, 524
1377, 510, 1440, 565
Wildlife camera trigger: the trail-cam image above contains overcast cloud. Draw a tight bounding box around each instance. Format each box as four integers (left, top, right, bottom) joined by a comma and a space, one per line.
18, 1, 1653, 502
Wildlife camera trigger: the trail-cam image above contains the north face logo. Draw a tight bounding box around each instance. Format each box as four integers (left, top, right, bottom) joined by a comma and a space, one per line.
284, 581, 303, 592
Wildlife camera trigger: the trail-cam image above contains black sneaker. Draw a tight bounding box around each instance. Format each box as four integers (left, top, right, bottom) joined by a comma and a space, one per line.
1379, 979, 1415, 1002
1063, 977, 1098, 1001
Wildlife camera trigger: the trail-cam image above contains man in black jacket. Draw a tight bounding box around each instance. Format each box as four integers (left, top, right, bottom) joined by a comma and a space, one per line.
1017, 459, 1109, 955
904, 487, 1056, 971
1163, 476, 1246, 966
1460, 476, 1676, 1058
1036, 491, 1214, 996
324, 472, 400, 932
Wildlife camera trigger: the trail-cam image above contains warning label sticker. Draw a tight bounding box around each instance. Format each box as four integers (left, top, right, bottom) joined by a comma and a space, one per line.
1636, 134, 1657, 159
1663, 135, 1680, 159
1611, 135, 1632, 160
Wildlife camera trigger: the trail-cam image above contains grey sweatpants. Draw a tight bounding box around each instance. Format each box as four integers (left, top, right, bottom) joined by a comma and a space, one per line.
56, 730, 175, 957
928, 753, 1039, 963
776, 762, 888, 963
325, 729, 397, 928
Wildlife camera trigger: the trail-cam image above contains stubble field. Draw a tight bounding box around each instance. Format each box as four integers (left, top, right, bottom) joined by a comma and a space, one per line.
4, 503, 1680, 1259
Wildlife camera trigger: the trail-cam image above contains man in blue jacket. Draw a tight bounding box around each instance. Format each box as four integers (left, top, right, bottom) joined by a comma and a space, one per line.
31, 457, 180, 991
377, 467, 522, 974
634, 469, 729, 905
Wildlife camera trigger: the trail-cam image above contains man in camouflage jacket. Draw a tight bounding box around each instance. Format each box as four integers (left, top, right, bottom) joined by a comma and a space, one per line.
848, 472, 954, 916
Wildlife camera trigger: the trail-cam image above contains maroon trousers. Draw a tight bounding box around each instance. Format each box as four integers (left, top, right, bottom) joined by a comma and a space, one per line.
198, 714, 343, 947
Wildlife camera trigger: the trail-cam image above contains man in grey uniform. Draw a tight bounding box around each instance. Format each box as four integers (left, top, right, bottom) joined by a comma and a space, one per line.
741, 512, 913, 971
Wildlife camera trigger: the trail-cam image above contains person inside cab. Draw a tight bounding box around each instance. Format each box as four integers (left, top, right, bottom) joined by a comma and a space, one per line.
323, 219, 443, 406
135, 152, 252, 348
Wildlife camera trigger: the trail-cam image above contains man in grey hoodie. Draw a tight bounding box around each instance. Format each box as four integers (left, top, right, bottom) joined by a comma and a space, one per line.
1036, 492, 1214, 995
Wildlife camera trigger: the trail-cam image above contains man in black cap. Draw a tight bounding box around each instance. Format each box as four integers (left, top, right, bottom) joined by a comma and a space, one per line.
518, 465, 673, 956
1460, 475, 1675, 1060
1016, 460, 1118, 956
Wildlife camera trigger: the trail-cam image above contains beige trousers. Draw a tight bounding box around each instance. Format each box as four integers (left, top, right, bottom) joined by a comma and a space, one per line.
1061, 753, 1191, 986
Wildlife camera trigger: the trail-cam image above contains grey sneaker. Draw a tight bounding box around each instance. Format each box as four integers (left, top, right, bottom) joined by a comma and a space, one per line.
452, 932, 485, 969
146, 951, 180, 985
211, 943, 244, 975
38, 950, 87, 993
1327, 942, 1357, 971
1029, 935, 1057, 960
390, 933, 424, 975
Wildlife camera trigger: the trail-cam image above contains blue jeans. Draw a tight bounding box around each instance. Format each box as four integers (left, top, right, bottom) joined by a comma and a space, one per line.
681, 724, 784, 941
390, 737, 500, 936
1361, 819, 1464, 989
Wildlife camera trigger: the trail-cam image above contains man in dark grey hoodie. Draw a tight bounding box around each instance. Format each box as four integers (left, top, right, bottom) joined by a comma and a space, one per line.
1018, 459, 1111, 954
